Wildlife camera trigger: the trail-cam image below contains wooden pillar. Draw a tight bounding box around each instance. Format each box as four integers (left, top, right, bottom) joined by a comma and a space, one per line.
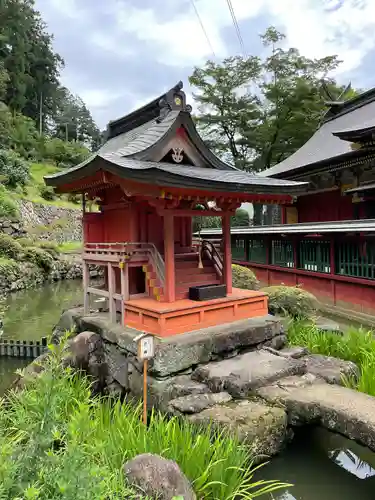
164, 212, 175, 302
222, 213, 232, 294
83, 260, 90, 315
120, 263, 129, 326
108, 263, 116, 323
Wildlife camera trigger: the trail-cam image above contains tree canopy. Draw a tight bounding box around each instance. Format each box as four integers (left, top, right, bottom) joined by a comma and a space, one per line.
0, 0, 100, 156
189, 27, 360, 172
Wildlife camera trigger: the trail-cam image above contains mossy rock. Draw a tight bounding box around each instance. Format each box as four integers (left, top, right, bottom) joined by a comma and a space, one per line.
262, 285, 318, 319
0, 233, 23, 259
232, 264, 259, 290
23, 246, 55, 272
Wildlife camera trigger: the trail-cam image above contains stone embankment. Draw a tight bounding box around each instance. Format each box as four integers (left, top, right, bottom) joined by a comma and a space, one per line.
0, 200, 82, 243
47, 308, 375, 461
0, 258, 99, 294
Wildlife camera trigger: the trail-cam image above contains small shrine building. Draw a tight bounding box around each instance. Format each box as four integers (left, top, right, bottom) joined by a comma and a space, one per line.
45, 82, 305, 337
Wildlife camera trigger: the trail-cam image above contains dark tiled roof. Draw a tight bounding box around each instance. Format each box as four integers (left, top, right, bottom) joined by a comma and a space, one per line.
261, 88, 375, 178
46, 155, 307, 195
44, 80, 306, 194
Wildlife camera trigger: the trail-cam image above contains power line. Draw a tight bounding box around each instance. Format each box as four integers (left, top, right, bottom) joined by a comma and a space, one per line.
225, 0, 246, 56
190, 0, 216, 58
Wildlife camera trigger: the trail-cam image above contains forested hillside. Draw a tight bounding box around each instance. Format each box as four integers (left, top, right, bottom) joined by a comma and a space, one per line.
0, 0, 101, 215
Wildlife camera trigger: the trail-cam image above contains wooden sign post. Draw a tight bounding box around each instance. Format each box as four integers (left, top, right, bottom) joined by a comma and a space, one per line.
134, 332, 155, 426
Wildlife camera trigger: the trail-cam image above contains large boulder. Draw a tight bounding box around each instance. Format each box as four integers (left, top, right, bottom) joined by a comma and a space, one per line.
257, 381, 375, 452
192, 349, 306, 397
11, 352, 50, 391
304, 354, 359, 385
51, 307, 82, 343
128, 372, 210, 412
148, 316, 283, 378
189, 399, 288, 460
262, 285, 318, 319
123, 453, 196, 500
168, 392, 232, 414
64, 330, 106, 392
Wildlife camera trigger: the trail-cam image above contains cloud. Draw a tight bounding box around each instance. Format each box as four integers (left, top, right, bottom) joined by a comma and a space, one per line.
34, 0, 375, 129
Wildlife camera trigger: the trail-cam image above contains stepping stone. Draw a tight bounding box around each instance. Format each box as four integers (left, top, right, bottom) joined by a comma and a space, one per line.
257, 382, 375, 452
193, 349, 306, 397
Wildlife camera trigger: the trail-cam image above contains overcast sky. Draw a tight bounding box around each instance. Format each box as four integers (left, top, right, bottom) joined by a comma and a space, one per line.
34, 0, 375, 129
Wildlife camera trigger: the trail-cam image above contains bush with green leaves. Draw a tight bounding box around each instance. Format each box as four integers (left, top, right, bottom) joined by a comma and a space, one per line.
0, 185, 19, 218
263, 285, 318, 319
43, 137, 89, 168
0, 233, 23, 259
1, 341, 290, 499
23, 246, 55, 272
0, 149, 30, 188
232, 264, 260, 290
38, 184, 56, 201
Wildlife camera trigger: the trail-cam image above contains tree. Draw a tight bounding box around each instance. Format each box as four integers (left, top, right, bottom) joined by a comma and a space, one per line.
53, 87, 101, 149
252, 27, 344, 171
189, 56, 262, 168
0, 61, 8, 101
0, 0, 63, 126
189, 26, 359, 173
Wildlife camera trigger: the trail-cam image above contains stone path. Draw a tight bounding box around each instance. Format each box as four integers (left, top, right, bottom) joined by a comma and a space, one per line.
257, 377, 375, 451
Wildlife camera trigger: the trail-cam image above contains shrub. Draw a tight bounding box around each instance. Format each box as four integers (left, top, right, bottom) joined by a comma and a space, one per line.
232, 264, 260, 290
15, 237, 36, 247
24, 246, 54, 272
67, 192, 81, 204
43, 137, 90, 168
288, 320, 375, 396
263, 285, 318, 319
0, 149, 30, 187
39, 240, 60, 258
0, 185, 19, 218
38, 184, 56, 201
0, 233, 23, 259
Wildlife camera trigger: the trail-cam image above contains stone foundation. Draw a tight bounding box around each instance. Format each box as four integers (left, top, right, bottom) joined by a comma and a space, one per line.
55, 308, 364, 460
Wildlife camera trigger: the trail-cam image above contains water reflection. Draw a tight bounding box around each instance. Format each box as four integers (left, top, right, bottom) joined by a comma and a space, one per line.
2, 279, 83, 341
0, 280, 84, 393
259, 427, 375, 499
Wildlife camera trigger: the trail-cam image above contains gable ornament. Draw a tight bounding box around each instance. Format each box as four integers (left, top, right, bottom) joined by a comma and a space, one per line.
172, 147, 184, 163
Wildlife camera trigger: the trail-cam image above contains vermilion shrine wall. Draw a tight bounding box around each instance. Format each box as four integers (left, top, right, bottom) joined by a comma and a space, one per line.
84, 209, 192, 252
296, 190, 355, 222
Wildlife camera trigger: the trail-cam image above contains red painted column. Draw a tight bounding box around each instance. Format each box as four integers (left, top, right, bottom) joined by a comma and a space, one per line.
222, 213, 232, 294
164, 212, 175, 302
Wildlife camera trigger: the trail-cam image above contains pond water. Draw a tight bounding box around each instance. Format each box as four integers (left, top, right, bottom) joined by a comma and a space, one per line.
260, 427, 375, 499
3, 279, 83, 341
0, 279, 83, 391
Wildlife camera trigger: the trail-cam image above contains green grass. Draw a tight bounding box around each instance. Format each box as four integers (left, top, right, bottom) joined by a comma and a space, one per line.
288, 320, 375, 396
14, 163, 80, 209
57, 241, 82, 253
0, 340, 290, 499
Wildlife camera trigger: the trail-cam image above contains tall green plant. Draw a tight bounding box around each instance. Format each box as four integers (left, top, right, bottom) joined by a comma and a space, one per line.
288, 320, 375, 396
0, 340, 291, 499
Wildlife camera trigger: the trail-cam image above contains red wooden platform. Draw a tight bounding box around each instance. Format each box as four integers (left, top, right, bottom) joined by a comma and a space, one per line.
124, 288, 268, 337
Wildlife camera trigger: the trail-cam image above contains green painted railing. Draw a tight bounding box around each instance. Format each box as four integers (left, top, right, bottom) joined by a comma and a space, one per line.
248, 238, 267, 264
271, 239, 294, 268
229, 234, 375, 282
336, 240, 375, 279
299, 239, 331, 273
231, 238, 246, 260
